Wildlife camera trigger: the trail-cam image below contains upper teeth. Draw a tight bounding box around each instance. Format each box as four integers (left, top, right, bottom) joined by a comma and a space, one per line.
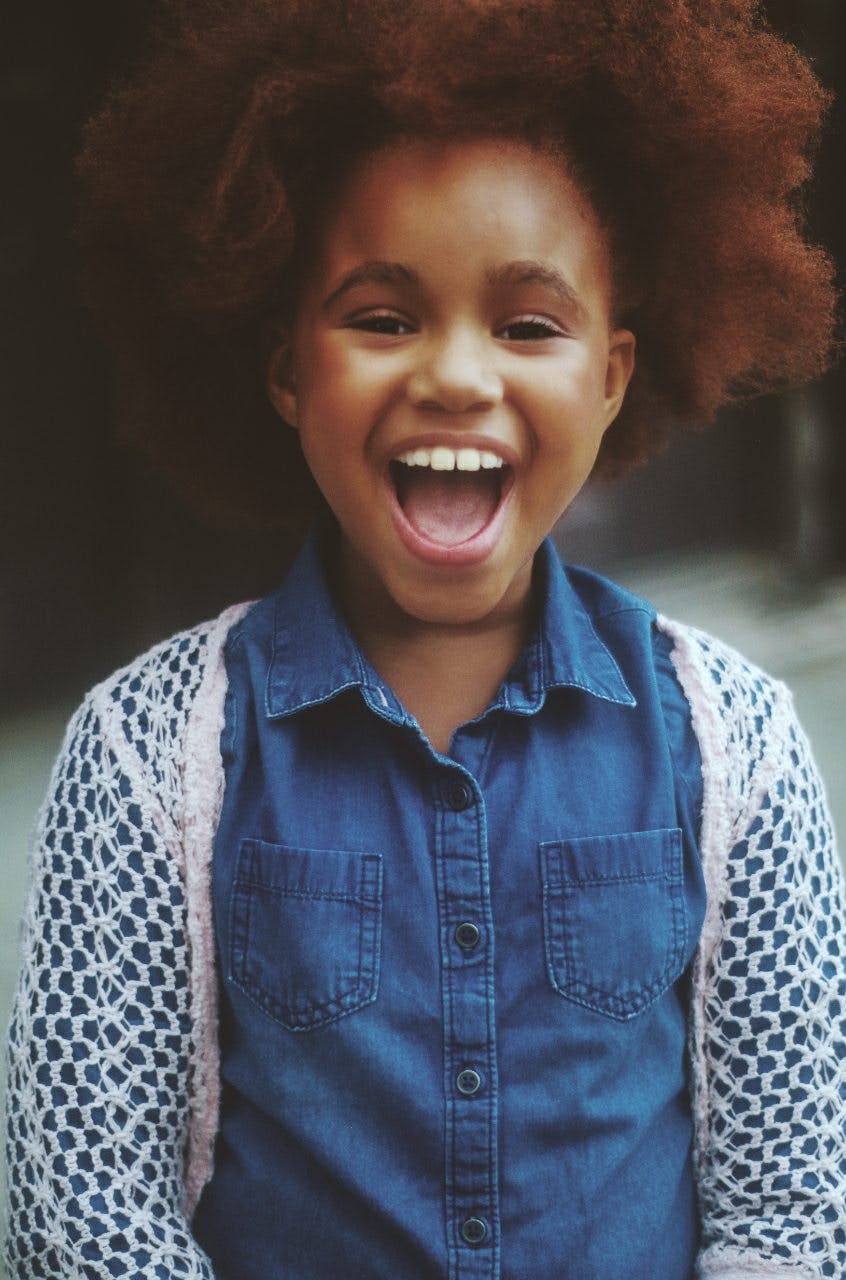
395, 446, 504, 472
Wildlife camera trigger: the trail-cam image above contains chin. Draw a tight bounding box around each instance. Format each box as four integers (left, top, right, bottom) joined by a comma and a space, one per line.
394, 575, 517, 628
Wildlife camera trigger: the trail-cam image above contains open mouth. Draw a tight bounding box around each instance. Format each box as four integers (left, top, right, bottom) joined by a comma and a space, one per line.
389, 445, 511, 547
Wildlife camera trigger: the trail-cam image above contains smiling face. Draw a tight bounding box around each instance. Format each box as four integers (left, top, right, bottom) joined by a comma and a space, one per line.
268, 137, 635, 634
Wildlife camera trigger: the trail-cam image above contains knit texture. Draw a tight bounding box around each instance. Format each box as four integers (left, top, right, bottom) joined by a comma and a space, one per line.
662, 619, 846, 1280
3, 606, 246, 1280
4, 609, 845, 1278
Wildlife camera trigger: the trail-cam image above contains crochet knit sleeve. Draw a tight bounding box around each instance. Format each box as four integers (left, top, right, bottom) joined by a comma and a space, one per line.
3, 608, 244, 1279
663, 620, 846, 1280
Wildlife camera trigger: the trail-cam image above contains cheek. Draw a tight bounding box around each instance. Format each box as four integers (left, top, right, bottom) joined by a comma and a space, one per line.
298, 339, 347, 409
568, 347, 611, 411
531, 343, 608, 411
301, 342, 389, 429
526, 375, 606, 456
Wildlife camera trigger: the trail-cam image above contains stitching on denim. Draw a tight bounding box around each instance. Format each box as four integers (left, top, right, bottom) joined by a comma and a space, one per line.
232, 893, 382, 1031
540, 840, 688, 1021
230, 847, 383, 1030
543, 872, 666, 888
236, 970, 378, 1031
233, 882, 377, 905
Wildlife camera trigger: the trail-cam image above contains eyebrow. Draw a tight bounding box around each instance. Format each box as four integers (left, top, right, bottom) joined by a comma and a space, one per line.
321, 261, 419, 310
485, 260, 586, 321
320, 257, 586, 320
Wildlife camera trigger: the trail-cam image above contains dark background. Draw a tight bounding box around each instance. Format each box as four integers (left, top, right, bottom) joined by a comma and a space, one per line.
1, 0, 844, 712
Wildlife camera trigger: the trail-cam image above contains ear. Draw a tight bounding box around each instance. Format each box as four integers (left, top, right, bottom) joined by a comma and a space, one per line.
265, 333, 299, 429
602, 328, 636, 430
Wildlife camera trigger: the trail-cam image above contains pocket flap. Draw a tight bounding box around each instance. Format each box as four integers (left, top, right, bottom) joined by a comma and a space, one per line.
236, 839, 382, 903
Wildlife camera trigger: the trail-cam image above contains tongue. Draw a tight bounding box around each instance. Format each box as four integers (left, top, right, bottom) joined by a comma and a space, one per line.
401, 469, 500, 545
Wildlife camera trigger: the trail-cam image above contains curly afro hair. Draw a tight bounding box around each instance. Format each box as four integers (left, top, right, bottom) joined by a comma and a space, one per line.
76, 0, 838, 533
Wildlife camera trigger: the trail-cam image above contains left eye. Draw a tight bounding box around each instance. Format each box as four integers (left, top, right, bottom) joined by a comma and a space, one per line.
499, 317, 563, 341
348, 313, 414, 336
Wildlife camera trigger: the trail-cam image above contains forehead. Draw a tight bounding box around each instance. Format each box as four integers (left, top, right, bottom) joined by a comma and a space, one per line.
309, 137, 613, 313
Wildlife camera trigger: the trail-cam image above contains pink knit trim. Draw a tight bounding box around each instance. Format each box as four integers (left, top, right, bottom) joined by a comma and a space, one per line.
660, 617, 800, 967
657, 616, 734, 963
658, 617, 841, 1277
697, 1244, 818, 1279
181, 601, 252, 1215
93, 685, 182, 869
657, 614, 736, 1188
725, 676, 794, 851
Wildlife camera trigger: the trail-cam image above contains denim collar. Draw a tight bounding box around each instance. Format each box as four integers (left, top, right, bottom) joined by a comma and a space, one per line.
265, 526, 635, 723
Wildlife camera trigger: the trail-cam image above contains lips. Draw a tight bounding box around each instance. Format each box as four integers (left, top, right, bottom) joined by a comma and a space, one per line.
387, 442, 514, 564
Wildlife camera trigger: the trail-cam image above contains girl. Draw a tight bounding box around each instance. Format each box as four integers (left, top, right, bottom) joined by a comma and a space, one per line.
5, 2, 844, 1277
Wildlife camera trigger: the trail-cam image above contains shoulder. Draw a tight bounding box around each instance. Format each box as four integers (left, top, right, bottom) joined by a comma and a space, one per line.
562, 562, 790, 764
566, 569, 801, 845
656, 614, 782, 696
75, 602, 253, 832
563, 561, 656, 623
562, 562, 700, 717
92, 602, 252, 717
654, 616, 811, 877
655, 616, 794, 775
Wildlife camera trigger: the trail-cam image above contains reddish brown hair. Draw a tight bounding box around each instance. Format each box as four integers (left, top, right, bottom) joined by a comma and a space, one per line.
77, 0, 838, 532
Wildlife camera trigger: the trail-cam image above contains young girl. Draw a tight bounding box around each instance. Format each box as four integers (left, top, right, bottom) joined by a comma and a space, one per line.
5, 2, 845, 1277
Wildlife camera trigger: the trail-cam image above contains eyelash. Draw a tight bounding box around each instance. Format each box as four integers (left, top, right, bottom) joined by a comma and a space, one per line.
345, 312, 565, 341
498, 316, 564, 341
347, 312, 414, 336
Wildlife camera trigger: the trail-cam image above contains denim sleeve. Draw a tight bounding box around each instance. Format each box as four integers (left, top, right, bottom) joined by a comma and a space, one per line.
3, 693, 215, 1280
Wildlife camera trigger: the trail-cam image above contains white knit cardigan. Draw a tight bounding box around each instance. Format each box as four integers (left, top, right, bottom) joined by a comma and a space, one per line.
4, 605, 845, 1279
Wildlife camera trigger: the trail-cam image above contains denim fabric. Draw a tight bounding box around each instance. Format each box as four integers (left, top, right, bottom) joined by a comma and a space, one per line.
192, 528, 707, 1280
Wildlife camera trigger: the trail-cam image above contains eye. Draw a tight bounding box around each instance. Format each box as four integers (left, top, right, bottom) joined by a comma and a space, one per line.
498, 316, 565, 342
346, 311, 415, 336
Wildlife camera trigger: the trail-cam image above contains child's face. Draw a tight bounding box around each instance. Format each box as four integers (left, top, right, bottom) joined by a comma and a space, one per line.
268, 138, 634, 631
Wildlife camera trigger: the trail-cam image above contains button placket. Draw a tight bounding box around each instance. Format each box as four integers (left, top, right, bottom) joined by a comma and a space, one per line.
435, 771, 500, 1279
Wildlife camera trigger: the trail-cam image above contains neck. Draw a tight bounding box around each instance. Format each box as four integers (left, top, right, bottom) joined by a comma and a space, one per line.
337, 560, 537, 754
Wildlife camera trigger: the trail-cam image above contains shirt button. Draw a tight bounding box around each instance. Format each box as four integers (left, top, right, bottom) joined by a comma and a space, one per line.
455, 921, 481, 950
447, 780, 473, 811
456, 1069, 482, 1096
461, 1217, 488, 1246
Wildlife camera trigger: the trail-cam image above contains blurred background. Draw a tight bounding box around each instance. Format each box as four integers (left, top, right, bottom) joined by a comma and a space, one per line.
1, 1, 844, 1268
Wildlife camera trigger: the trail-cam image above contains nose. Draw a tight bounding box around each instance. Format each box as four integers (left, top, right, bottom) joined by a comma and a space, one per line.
406, 326, 503, 413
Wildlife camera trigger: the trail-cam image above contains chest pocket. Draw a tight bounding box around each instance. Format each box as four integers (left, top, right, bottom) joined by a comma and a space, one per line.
229, 839, 383, 1031
539, 828, 687, 1022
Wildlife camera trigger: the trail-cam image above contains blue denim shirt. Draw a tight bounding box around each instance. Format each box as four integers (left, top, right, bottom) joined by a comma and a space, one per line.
192, 529, 707, 1280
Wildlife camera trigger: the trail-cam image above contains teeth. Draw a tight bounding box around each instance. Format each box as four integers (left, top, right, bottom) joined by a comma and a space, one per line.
430, 446, 456, 471
394, 446, 505, 472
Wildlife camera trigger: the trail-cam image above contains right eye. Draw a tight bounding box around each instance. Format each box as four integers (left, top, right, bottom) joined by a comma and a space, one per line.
347, 311, 415, 336
498, 315, 566, 342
